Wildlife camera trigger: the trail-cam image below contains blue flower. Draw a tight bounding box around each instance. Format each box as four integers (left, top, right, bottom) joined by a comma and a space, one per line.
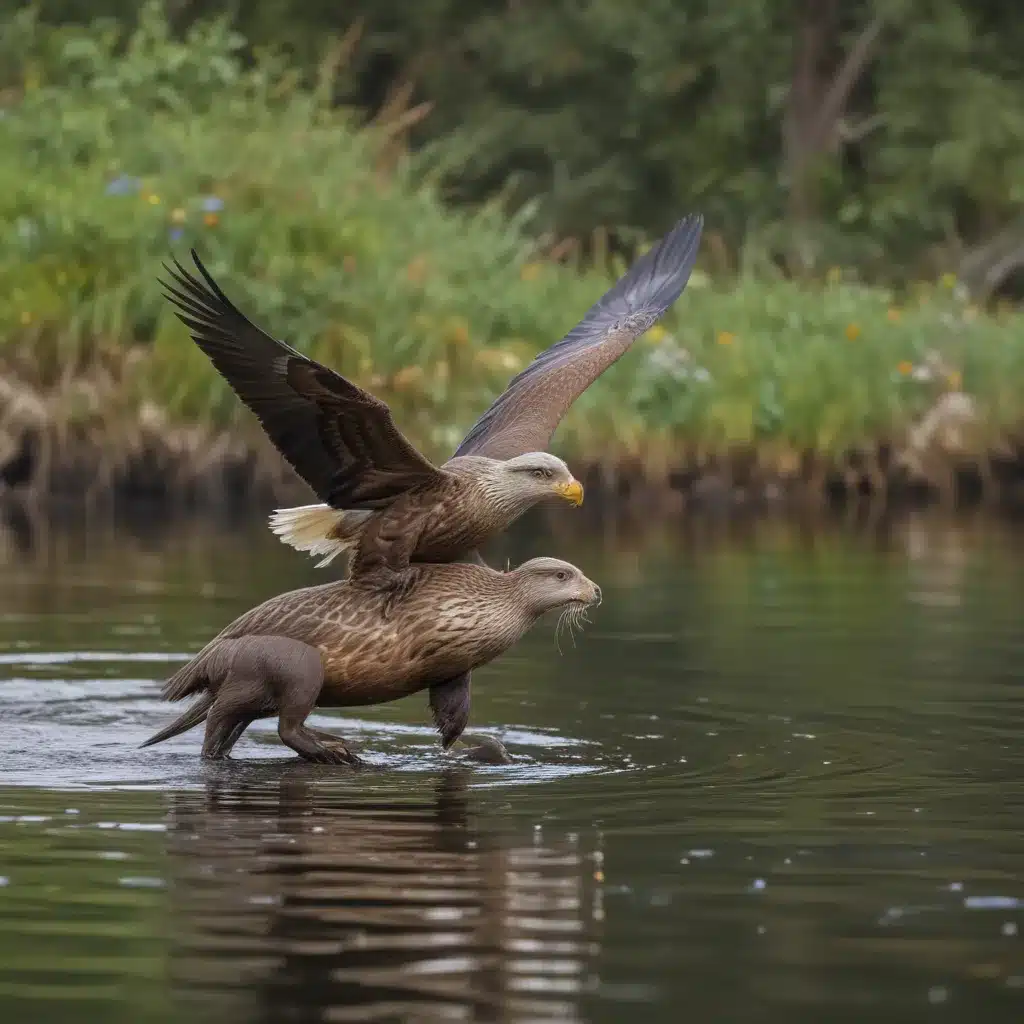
105, 175, 141, 196
169, 227, 184, 242
200, 195, 224, 212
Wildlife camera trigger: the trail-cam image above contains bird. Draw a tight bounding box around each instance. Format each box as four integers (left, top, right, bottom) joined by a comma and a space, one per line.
139, 555, 601, 762
159, 211, 703, 577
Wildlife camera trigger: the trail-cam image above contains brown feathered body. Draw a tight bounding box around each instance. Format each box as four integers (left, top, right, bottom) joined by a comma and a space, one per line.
164, 561, 558, 710
325, 457, 545, 573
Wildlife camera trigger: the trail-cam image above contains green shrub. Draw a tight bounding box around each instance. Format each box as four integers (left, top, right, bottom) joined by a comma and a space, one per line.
1, 3, 1021, 475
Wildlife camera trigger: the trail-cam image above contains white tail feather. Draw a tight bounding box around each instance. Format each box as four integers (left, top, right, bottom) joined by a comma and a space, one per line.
268, 503, 360, 568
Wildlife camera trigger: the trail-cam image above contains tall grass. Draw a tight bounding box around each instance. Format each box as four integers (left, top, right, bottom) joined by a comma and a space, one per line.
1, 2, 1022, 492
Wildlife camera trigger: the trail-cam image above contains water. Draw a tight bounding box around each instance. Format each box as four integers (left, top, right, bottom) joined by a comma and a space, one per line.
0, 508, 1022, 1021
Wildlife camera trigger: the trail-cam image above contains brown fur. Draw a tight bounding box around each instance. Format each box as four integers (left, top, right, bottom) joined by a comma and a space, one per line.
142, 557, 600, 764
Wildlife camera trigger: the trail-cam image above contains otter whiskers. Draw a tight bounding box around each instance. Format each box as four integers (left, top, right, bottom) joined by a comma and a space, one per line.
554, 601, 592, 655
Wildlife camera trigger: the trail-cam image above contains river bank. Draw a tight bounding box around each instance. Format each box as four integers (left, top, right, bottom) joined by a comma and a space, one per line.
5, 10, 1024, 517
4, 402, 1024, 520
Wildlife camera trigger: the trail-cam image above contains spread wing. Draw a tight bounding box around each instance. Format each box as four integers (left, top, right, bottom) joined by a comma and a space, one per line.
160, 250, 443, 510
452, 212, 703, 461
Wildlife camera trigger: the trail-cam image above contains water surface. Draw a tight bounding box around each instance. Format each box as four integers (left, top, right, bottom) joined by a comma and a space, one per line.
0, 509, 1022, 1021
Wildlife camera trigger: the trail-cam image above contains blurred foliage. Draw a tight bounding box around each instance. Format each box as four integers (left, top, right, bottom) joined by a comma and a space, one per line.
1, 3, 1022, 476
18, 0, 1024, 290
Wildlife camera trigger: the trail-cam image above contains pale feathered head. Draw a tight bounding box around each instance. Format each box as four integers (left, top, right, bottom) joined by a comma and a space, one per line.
483, 451, 583, 513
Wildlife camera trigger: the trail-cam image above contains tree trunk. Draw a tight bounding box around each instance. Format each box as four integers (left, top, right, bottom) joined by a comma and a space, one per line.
783, 3, 884, 269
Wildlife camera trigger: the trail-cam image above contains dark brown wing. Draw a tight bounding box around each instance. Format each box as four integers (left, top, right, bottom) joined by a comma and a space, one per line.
452, 212, 703, 461
160, 250, 442, 509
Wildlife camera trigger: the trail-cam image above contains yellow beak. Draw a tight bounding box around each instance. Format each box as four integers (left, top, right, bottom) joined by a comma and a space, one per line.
554, 479, 584, 507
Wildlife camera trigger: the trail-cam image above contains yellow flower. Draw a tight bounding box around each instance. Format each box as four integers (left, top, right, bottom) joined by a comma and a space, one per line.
203, 212, 219, 227
647, 324, 667, 344
940, 272, 956, 290
886, 308, 901, 322
845, 323, 861, 340
170, 207, 187, 224
826, 266, 842, 285
897, 360, 913, 376
406, 255, 428, 284
475, 347, 523, 372
520, 262, 541, 282
946, 370, 962, 390
716, 331, 735, 346
147, 193, 161, 206
392, 366, 424, 391
446, 319, 470, 346
19, 310, 32, 326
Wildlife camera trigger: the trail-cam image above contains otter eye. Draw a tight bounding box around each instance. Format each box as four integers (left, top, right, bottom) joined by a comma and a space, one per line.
555, 570, 568, 581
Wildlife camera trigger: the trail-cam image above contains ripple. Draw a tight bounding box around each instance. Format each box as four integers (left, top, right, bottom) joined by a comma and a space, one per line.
0, 663, 617, 792
0, 650, 191, 665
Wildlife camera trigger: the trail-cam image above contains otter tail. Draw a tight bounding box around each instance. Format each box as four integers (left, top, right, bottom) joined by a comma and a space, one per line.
142, 639, 237, 749
139, 692, 214, 748
161, 640, 225, 702
268, 503, 370, 568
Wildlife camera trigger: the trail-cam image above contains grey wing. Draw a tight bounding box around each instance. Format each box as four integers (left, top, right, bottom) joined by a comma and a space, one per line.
452, 212, 703, 461
160, 250, 442, 509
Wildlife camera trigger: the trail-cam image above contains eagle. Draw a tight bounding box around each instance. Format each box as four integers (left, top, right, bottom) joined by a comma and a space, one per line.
160, 211, 703, 577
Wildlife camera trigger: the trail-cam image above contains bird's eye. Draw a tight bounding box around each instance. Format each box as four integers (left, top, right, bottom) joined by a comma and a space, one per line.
556, 570, 568, 581
532, 468, 545, 479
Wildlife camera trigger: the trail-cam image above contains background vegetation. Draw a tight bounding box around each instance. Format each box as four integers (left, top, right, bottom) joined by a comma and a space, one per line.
22, 0, 1024, 294
1, 2, 1023, 503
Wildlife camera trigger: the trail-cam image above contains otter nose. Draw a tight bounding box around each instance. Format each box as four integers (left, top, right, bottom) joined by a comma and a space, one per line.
592, 584, 602, 606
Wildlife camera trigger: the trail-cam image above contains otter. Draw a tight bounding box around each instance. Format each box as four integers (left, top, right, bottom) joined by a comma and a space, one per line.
141, 557, 600, 764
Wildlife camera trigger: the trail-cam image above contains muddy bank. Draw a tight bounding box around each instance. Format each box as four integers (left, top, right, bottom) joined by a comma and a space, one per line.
6, 413, 1024, 523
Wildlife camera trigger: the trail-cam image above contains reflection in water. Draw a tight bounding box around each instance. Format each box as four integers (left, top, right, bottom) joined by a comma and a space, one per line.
165, 768, 603, 1022
2, 511, 1024, 1021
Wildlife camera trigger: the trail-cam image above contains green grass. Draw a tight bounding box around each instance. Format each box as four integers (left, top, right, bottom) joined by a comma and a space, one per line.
2, 3, 1022, 481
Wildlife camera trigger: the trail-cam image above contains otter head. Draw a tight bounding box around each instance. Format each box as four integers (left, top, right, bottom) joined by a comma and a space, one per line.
512, 556, 601, 618
490, 452, 583, 516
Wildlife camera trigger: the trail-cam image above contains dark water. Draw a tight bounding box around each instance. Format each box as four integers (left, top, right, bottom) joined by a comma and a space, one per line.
0, 508, 1022, 1022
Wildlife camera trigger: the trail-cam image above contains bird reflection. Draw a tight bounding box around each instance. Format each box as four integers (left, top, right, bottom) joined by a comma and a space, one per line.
164, 765, 603, 1022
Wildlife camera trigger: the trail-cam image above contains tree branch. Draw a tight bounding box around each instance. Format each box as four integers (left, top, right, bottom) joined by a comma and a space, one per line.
812, 15, 885, 152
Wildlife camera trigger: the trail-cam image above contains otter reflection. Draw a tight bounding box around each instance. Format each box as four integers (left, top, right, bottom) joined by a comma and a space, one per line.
164, 766, 604, 1022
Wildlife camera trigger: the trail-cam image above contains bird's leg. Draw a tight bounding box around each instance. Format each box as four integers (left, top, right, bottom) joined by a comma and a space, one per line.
380, 571, 419, 621
429, 671, 472, 749
350, 502, 424, 620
